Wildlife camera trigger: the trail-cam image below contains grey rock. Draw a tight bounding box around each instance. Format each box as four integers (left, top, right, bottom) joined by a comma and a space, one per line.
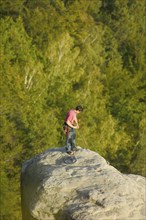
21, 147, 146, 220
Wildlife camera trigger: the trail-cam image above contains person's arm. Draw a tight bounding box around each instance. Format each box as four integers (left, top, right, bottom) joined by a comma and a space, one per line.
66, 120, 78, 129
74, 116, 79, 128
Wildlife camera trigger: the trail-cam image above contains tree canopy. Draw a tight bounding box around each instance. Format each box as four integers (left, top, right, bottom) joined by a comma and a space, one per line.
0, 0, 145, 219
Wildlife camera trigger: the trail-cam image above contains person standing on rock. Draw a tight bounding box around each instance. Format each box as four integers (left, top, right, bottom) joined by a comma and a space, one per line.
64, 105, 83, 155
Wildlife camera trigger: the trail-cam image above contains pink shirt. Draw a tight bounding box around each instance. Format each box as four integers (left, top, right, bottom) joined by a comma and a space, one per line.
65, 110, 76, 125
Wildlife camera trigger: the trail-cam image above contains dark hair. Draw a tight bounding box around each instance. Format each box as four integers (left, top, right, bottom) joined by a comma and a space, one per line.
76, 105, 83, 112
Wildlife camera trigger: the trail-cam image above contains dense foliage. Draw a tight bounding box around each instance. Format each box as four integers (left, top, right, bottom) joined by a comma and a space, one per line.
0, 0, 145, 219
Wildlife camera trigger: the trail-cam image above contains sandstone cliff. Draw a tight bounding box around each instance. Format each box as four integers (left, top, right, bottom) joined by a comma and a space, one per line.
21, 147, 146, 220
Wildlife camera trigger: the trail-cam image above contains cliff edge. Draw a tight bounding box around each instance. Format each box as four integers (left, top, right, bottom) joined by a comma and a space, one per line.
21, 147, 146, 220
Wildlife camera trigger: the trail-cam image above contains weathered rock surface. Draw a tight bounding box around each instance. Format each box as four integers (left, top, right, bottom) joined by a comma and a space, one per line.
21, 147, 146, 220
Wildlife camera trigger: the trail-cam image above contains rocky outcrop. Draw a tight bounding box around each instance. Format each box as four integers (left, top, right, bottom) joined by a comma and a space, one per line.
21, 147, 146, 220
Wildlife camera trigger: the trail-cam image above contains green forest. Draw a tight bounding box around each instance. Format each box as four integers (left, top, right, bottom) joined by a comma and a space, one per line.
0, 0, 146, 219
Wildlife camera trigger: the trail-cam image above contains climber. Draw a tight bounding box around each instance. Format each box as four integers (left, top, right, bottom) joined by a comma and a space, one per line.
63, 105, 83, 155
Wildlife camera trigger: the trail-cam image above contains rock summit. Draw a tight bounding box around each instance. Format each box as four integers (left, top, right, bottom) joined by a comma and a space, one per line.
21, 147, 146, 220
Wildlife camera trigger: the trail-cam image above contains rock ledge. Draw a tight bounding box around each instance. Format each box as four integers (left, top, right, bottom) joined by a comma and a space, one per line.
21, 147, 146, 220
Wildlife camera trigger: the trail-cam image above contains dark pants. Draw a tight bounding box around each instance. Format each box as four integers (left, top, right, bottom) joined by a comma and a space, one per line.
66, 128, 76, 152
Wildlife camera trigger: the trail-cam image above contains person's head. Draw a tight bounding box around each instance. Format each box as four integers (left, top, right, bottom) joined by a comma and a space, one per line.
75, 105, 83, 113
